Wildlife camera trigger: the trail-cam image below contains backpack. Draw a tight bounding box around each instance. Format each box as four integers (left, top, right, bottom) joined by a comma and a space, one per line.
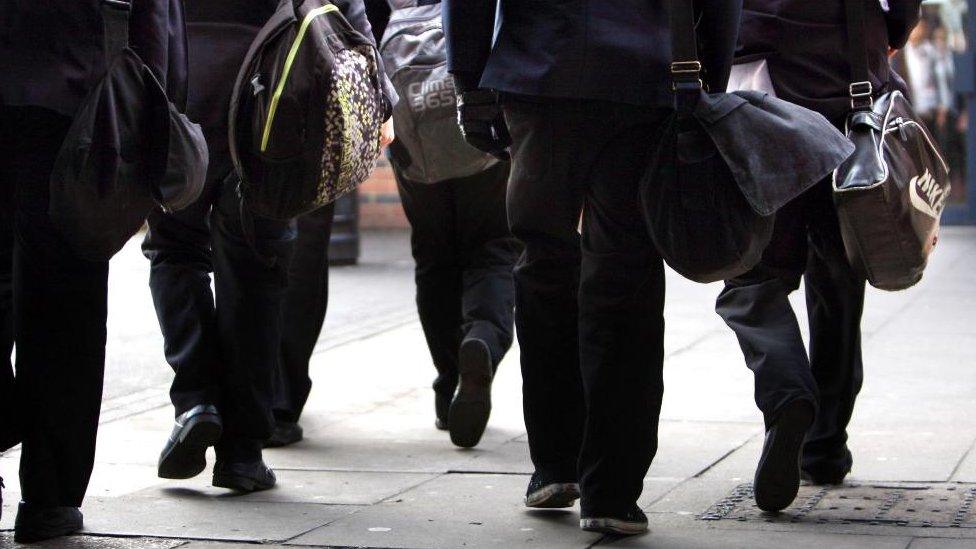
378, 0, 498, 184
49, 0, 207, 262
229, 0, 391, 220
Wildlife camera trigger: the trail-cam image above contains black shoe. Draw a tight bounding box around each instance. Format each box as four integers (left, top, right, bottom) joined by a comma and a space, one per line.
158, 404, 223, 480
801, 468, 847, 486
448, 338, 493, 448
212, 459, 277, 492
435, 392, 451, 432
264, 420, 304, 448
14, 503, 83, 543
754, 399, 815, 513
525, 473, 580, 509
580, 506, 648, 536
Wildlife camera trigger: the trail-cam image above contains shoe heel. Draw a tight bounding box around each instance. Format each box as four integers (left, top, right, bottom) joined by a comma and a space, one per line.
449, 340, 493, 448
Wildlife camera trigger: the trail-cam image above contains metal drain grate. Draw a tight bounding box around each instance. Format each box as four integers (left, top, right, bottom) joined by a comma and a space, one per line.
700, 483, 976, 528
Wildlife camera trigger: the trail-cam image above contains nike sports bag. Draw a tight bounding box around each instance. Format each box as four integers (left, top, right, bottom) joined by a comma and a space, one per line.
832, 0, 951, 291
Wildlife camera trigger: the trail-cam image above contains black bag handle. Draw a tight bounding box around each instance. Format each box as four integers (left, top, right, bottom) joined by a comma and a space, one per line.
668, 0, 705, 113
844, 0, 875, 110
101, 0, 132, 57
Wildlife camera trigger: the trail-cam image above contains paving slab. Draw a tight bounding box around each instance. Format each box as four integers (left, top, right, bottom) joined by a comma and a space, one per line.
909, 537, 976, 548
287, 473, 602, 548
81, 496, 353, 542
599, 528, 912, 549
141, 469, 437, 506
0, 533, 184, 549
180, 541, 294, 549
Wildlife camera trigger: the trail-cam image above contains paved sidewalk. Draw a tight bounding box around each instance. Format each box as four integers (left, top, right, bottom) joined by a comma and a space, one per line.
1, 228, 975, 549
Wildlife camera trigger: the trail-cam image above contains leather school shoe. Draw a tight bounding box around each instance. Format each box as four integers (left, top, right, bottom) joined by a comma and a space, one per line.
435, 393, 450, 431
524, 473, 580, 509
14, 502, 83, 543
264, 420, 304, 448
212, 459, 277, 492
448, 338, 493, 448
580, 506, 648, 536
754, 399, 815, 512
801, 467, 849, 486
158, 404, 223, 479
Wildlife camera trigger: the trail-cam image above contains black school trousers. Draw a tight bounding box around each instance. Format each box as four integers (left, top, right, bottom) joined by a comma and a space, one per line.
503, 96, 671, 516
0, 106, 109, 507
142, 139, 295, 460
394, 162, 519, 406
274, 203, 336, 424
715, 178, 865, 478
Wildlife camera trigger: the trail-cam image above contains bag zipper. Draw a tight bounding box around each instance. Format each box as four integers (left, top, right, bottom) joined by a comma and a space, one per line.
260, 4, 340, 153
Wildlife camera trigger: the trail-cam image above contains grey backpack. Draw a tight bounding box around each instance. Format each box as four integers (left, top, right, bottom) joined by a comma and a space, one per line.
379, 0, 498, 184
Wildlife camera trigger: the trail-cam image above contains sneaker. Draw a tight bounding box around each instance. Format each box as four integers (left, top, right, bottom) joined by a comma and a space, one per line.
580, 506, 648, 536
213, 459, 277, 492
264, 420, 303, 448
158, 404, 223, 479
448, 339, 493, 448
754, 399, 815, 512
525, 473, 580, 509
14, 503, 84, 543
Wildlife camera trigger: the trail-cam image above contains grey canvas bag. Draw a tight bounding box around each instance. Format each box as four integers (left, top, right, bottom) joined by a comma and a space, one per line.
378, 0, 498, 184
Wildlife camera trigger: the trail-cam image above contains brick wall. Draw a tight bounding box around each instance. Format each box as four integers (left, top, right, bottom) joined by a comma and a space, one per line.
359, 157, 409, 229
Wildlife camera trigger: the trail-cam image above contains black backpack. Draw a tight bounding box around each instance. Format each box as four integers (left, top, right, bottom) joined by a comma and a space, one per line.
49, 0, 207, 262
229, 0, 391, 220
378, 0, 498, 184
641, 0, 854, 283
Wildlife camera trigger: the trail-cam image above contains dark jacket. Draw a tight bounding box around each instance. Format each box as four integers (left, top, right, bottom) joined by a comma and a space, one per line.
737, 0, 922, 121
443, 0, 742, 107
187, 0, 394, 148
0, 0, 188, 117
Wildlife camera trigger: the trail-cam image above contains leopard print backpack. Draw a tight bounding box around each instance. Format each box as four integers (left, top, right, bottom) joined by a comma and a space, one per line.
229, 0, 392, 220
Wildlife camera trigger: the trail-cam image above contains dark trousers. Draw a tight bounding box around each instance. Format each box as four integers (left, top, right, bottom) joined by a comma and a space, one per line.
715, 180, 865, 477
394, 162, 519, 407
503, 97, 670, 516
143, 143, 295, 460
274, 204, 336, 424
0, 106, 109, 507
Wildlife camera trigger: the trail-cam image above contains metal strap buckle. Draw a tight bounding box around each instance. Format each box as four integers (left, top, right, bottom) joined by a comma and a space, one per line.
849, 81, 874, 109
849, 81, 873, 98
671, 61, 703, 75
671, 61, 703, 91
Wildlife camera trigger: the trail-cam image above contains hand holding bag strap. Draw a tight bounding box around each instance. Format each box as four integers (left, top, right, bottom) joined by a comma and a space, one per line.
844, 0, 875, 110
668, 0, 704, 114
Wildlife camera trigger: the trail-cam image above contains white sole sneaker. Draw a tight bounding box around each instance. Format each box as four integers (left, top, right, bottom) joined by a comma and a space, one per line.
580, 517, 648, 536
525, 483, 580, 508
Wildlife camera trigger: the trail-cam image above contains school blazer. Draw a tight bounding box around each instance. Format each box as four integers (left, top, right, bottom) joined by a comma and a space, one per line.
0, 0, 188, 117
736, 0, 922, 122
443, 0, 743, 108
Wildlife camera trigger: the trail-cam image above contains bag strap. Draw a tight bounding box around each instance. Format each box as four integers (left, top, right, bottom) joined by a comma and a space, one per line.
844, 0, 875, 111
101, 0, 131, 57
668, 0, 704, 113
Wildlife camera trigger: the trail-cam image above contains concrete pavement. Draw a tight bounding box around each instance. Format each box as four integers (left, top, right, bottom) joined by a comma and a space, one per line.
1, 227, 975, 548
